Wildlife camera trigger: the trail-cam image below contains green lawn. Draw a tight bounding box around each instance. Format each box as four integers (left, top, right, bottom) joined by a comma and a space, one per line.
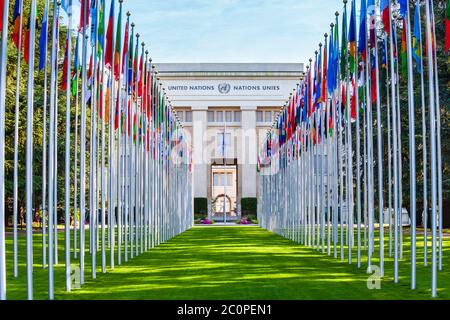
4, 226, 449, 300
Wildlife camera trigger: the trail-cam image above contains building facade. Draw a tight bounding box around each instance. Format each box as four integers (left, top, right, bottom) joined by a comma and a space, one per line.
157, 63, 304, 221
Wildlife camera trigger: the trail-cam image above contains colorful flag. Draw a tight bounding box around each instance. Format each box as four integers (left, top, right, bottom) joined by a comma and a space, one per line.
90, 0, 98, 47
322, 39, 327, 103
122, 17, 129, 75
23, 5, 36, 65
340, 2, 348, 80
38, 2, 49, 72
368, 0, 376, 48
79, 0, 90, 31
446, 0, 450, 53
381, 0, 390, 35
61, 36, 69, 91
398, 0, 407, 18
0, 0, 5, 32
348, 0, 357, 74
12, 0, 22, 49
358, 0, 367, 61
400, 18, 407, 78
114, 2, 122, 80
105, 0, 114, 69
97, 0, 105, 52
412, 3, 422, 73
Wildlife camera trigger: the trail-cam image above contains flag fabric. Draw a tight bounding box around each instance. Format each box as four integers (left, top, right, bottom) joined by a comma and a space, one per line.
400, 18, 407, 78
368, 0, 376, 48
90, 0, 98, 47
61, 0, 73, 15
0, 0, 5, 32
122, 18, 129, 75
412, 3, 422, 73
446, 0, 450, 53
358, 0, 367, 61
114, 2, 122, 80
61, 36, 69, 91
79, 0, 90, 31
98, 0, 105, 51
340, 3, 348, 80
12, 0, 22, 49
381, 0, 390, 34
23, 5, 35, 65
348, 0, 357, 74
398, 0, 407, 18
322, 39, 327, 103
105, 0, 114, 69
38, 3, 49, 72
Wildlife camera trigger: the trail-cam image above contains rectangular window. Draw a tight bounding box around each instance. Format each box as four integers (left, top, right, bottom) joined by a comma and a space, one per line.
227, 173, 233, 186
208, 111, 215, 122
216, 111, 224, 122
257, 111, 263, 123
226, 111, 232, 123
185, 111, 193, 122
265, 111, 272, 123
214, 173, 219, 186
234, 111, 241, 123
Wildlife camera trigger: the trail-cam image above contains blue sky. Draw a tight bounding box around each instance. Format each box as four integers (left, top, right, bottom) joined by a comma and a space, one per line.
68, 0, 345, 65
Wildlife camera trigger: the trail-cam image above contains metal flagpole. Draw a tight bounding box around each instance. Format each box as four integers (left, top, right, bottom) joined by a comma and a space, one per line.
12, 0, 24, 278
0, 0, 10, 302
387, 0, 399, 283
90, 0, 100, 279
429, 0, 442, 272
42, 0, 50, 267
64, 0, 73, 291
354, 1, 361, 268
109, 0, 116, 270
373, 17, 384, 277
101, 0, 107, 274
417, 0, 428, 267
73, 32, 80, 260
25, 0, 38, 300
424, 0, 437, 298
404, 1, 417, 289
47, 0, 60, 300
79, 1, 89, 284
117, 0, 124, 265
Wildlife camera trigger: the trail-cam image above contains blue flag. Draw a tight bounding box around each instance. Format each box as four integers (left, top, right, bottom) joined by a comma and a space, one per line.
412, 3, 422, 73
358, 0, 367, 58
38, 3, 48, 72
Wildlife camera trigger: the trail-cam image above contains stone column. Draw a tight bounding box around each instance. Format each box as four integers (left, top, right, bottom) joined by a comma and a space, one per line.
192, 106, 208, 199
240, 105, 258, 199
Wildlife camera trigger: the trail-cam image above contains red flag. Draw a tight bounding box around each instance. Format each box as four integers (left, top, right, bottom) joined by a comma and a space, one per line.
350, 80, 356, 120
79, 0, 90, 32
0, 0, 4, 32
12, 0, 22, 49
23, 13, 31, 65
122, 21, 129, 74
445, 0, 450, 53
105, 1, 114, 69
61, 37, 69, 91
138, 53, 143, 97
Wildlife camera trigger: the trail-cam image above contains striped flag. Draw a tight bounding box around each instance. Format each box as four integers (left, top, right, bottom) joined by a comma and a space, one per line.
412, 2, 422, 72
12, 0, 22, 49
348, 0, 357, 74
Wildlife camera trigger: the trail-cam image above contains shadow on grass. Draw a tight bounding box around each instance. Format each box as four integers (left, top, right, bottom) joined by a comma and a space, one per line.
4, 226, 449, 300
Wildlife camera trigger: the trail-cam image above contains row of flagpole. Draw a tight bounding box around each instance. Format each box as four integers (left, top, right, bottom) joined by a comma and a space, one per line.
258, 0, 445, 297
0, 0, 193, 300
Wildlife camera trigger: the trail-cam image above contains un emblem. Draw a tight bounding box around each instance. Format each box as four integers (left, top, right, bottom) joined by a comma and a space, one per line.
218, 83, 231, 94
